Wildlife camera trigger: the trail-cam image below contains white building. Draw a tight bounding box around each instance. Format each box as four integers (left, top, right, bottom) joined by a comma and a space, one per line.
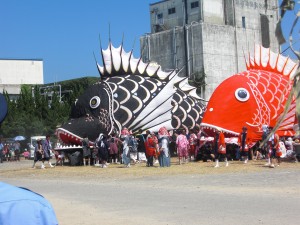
0, 59, 44, 98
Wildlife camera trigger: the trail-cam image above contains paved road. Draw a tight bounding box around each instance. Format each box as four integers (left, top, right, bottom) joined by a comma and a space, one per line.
1, 160, 300, 225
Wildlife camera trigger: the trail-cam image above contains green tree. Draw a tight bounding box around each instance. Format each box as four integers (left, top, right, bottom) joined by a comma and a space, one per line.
0, 76, 98, 138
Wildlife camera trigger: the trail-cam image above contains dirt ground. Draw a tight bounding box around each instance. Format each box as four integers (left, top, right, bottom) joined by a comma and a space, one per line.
1, 158, 300, 225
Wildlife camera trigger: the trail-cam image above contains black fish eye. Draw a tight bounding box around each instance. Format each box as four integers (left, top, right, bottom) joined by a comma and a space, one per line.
90, 96, 101, 109
235, 88, 249, 102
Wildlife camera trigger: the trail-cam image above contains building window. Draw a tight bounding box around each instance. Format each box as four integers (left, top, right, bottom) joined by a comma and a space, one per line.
191, 1, 199, 9
168, 7, 176, 14
242, 16, 246, 28
156, 13, 163, 25
157, 13, 163, 19
260, 14, 270, 48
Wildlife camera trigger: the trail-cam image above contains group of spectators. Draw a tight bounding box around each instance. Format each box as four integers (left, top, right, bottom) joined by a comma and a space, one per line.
81, 126, 172, 168
4, 125, 298, 169
80, 132, 122, 168
196, 126, 299, 168
0, 138, 22, 163
79, 126, 210, 168
77, 126, 252, 168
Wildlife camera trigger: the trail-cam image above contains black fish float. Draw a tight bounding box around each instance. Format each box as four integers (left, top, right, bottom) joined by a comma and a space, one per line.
57, 42, 206, 145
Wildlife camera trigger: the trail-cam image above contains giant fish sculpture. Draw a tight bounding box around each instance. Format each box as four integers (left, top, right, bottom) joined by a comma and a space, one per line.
201, 45, 297, 142
57, 42, 206, 144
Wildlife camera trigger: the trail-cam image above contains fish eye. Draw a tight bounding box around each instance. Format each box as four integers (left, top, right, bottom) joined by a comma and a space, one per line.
235, 88, 249, 102
90, 96, 101, 109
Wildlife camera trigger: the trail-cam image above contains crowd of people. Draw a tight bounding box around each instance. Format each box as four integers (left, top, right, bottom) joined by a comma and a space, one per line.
1, 125, 299, 169
196, 126, 299, 168
96, 126, 207, 168
71, 123, 298, 169
0, 138, 23, 163
81, 126, 173, 168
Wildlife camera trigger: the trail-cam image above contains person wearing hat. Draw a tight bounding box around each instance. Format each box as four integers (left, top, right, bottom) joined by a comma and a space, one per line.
121, 127, 131, 168
238, 126, 250, 164
158, 127, 171, 167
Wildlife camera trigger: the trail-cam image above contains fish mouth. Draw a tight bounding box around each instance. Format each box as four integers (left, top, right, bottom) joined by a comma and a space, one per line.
56, 112, 111, 146
200, 123, 239, 136
56, 117, 103, 145
56, 128, 88, 146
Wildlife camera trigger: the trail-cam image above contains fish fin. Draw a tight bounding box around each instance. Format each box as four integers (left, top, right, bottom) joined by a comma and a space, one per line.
246, 45, 298, 79
97, 42, 171, 81
272, 86, 296, 134
128, 74, 177, 131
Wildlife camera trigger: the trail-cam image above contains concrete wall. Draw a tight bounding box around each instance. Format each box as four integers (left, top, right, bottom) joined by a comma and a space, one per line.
203, 0, 224, 24
201, 23, 237, 100
141, 27, 186, 71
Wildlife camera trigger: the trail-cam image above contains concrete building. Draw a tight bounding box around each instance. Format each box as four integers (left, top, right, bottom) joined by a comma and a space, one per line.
140, 0, 279, 100
0, 59, 43, 98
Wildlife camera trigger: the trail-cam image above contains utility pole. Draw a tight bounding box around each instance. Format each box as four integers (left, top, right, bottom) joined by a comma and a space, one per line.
183, 0, 189, 78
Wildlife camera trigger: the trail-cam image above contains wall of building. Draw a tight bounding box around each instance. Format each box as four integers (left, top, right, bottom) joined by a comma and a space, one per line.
187, 0, 203, 23
203, 0, 224, 24
150, 0, 185, 33
142, 0, 279, 100
201, 23, 237, 99
0, 59, 43, 95
141, 27, 186, 71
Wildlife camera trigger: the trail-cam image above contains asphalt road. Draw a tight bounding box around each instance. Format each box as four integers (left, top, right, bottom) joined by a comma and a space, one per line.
1, 160, 300, 225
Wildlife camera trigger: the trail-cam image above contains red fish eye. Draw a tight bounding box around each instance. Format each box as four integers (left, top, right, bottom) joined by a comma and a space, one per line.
235, 88, 249, 102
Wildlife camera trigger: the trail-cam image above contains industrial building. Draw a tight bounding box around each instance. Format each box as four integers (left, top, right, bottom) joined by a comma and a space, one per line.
140, 0, 279, 100
0, 59, 44, 99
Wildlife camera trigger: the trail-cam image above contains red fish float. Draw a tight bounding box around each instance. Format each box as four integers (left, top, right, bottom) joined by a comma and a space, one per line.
201, 45, 298, 142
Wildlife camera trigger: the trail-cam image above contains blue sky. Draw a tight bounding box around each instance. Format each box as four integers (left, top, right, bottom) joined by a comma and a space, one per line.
0, 0, 298, 84
0, 0, 156, 83
280, 1, 300, 58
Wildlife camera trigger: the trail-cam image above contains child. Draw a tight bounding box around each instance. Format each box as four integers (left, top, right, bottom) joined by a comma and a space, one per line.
55, 150, 65, 166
